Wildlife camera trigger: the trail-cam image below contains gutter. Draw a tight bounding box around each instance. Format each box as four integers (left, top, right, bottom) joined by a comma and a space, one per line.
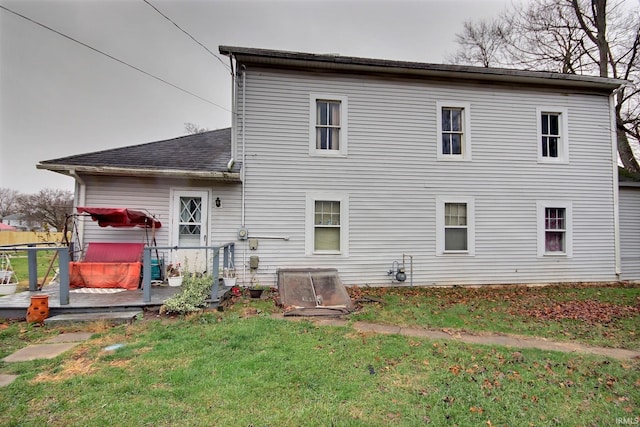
219, 45, 625, 93
36, 164, 241, 182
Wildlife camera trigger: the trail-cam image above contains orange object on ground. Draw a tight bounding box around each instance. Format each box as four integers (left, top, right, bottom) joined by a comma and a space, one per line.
26, 295, 49, 322
69, 242, 144, 289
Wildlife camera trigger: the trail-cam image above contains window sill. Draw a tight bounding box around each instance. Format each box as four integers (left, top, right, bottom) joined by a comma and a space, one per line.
310, 151, 347, 158
537, 158, 569, 165
543, 252, 568, 257
437, 156, 471, 162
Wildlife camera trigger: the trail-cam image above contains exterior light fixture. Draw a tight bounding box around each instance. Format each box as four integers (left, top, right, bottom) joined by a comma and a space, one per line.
215, 197, 221, 208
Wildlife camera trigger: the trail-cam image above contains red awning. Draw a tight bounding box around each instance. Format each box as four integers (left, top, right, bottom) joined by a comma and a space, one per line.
0, 223, 17, 231
77, 207, 162, 228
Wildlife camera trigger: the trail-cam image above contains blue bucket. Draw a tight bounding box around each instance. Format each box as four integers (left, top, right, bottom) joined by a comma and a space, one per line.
151, 259, 162, 280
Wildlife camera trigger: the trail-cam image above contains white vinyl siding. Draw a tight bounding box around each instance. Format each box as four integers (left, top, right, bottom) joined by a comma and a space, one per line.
237, 67, 616, 286
77, 176, 241, 269
620, 186, 640, 280
537, 107, 569, 163
436, 101, 471, 161
309, 94, 348, 157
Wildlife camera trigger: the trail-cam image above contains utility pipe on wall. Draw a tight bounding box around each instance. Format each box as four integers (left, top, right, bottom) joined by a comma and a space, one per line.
241, 64, 247, 227
609, 92, 621, 277
240, 63, 247, 285
69, 169, 86, 248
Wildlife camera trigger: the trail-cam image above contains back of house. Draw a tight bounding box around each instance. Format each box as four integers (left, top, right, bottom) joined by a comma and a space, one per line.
220, 46, 623, 287
39, 46, 629, 287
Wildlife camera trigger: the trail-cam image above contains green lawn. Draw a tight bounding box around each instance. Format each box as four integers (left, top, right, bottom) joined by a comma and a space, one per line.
349, 283, 640, 349
0, 285, 639, 426
3, 250, 58, 291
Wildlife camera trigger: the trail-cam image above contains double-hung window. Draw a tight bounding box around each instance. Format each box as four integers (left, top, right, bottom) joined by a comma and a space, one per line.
309, 94, 348, 157
537, 107, 569, 163
544, 208, 565, 253
444, 203, 468, 251
436, 196, 475, 255
442, 108, 463, 155
436, 101, 471, 161
306, 193, 349, 255
537, 201, 572, 256
314, 201, 341, 252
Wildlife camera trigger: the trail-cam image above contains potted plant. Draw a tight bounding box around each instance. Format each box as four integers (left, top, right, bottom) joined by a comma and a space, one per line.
222, 268, 236, 287
166, 262, 183, 287
248, 278, 269, 299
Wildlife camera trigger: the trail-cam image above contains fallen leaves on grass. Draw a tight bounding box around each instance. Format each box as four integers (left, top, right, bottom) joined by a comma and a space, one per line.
347, 283, 640, 327
513, 300, 639, 323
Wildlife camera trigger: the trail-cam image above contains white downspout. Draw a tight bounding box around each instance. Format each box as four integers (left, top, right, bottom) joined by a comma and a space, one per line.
230, 57, 236, 163
610, 93, 621, 278
69, 169, 86, 252
241, 65, 246, 226
241, 65, 247, 286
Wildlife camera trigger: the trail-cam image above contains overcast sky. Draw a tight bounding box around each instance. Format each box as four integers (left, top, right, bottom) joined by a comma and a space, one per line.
1, 0, 527, 193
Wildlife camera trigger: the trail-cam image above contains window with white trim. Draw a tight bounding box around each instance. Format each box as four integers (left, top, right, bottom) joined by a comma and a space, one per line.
436, 101, 471, 161
544, 207, 565, 252
436, 196, 475, 255
179, 196, 203, 246
537, 201, 572, 257
306, 193, 349, 255
314, 201, 341, 251
445, 203, 468, 251
309, 94, 348, 157
537, 107, 569, 163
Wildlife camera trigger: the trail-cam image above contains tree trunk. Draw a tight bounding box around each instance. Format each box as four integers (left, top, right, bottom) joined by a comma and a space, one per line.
593, 0, 608, 77
617, 122, 640, 173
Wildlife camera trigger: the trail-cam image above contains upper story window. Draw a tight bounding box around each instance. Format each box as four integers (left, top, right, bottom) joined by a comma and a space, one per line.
442, 108, 463, 155
310, 94, 348, 157
436, 101, 472, 161
537, 107, 569, 163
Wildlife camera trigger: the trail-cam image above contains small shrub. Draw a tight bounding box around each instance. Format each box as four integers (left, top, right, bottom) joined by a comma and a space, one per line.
160, 274, 213, 315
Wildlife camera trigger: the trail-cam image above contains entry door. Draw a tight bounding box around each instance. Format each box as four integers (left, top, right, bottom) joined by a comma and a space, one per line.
171, 190, 209, 273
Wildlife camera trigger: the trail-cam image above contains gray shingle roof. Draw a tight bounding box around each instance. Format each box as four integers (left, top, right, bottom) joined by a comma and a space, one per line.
39, 128, 236, 173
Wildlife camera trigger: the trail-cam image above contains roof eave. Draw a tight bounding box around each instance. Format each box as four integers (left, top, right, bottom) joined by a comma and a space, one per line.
37, 164, 242, 182
219, 45, 624, 92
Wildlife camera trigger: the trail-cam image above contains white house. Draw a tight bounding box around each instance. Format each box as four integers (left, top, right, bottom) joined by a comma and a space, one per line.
39, 46, 633, 287
619, 179, 640, 280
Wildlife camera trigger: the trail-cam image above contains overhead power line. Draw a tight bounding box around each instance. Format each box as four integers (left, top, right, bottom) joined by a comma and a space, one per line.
0, 4, 230, 112
142, 0, 231, 73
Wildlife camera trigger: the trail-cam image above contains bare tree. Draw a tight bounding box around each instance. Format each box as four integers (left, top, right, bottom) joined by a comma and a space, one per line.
568, 0, 640, 172
18, 189, 73, 231
502, 1, 591, 73
447, 20, 510, 68
450, 0, 640, 172
0, 188, 20, 218
184, 122, 210, 135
